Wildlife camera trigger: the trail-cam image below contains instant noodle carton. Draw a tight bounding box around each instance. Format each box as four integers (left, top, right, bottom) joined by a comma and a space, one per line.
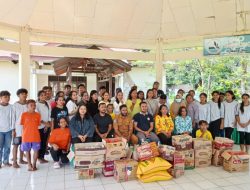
172, 135, 192, 151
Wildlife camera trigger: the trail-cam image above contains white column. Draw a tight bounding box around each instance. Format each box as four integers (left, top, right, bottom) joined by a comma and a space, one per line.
155, 38, 165, 92
19, 26, 32, 97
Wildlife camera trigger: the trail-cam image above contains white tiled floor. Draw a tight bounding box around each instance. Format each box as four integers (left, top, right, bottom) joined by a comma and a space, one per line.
0, 148, 249, 190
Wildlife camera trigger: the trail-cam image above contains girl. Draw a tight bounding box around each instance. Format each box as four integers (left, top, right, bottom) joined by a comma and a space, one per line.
155, 105, 174, 145
223, 90, 238, 139
198, 93, 210, 124
174, 106, 192, 135
208, 91, 224, 139
137, 90, 145, 101
70, 104, 95, 143
66, 91, 78, 120
51, 96, 68, 130
36, 90, 51, 164
81, 91, 89, 105
145, 89, 158, 117
170, 94, 186, 119
113, 91, 124, 115
87, 90, 99, 117
126, 88, 141, 117
236, 94, 250, 153
50, 91, 65, 109
101, 92, 110, 106
49, 117, 71, 169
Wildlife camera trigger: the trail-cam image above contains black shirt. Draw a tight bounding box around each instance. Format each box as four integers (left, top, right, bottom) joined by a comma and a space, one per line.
51, 106, 68, 129
133, 112, 153, 131
93, 113, 113, 134
87, 100, 99, 117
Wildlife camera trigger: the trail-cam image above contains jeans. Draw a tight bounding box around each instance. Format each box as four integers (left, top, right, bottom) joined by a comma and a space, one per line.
0, 131, 12, 165
136, 131, 159, 144
50, 147, 69, 163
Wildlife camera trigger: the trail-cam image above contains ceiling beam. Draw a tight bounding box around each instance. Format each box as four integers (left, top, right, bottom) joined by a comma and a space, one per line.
0, 40, 20, 53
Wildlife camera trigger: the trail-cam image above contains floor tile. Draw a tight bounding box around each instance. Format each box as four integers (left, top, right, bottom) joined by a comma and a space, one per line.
83, 177, 102, 187
85, 185, 104, 190
103, 183, 124, 190
195, 180, 218, 189
162, 184, 184, 190
210, 179, 233, 187
179, 182, 201, 190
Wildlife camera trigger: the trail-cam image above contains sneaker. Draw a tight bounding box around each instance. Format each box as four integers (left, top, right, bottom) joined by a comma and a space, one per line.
53, 162, 60, 169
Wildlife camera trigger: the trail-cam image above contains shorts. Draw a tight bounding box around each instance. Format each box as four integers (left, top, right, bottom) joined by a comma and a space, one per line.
13, 137, 22, 145
239, 132, 250, 145
21, 142, 41, 152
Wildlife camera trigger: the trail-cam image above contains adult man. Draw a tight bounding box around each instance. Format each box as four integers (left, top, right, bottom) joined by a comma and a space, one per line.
186, 94, 199, 137
64, 84, 71, 100
42, 86, 54, 105
158, 94, 170, 109
77, 84, 86, 104
133, 102, 159, 144
93, 102, 114, 142
113, 105, 138, 145
153, 81, 164, 97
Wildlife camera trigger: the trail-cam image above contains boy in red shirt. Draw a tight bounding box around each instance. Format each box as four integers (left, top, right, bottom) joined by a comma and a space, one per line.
20, 99, 41, 171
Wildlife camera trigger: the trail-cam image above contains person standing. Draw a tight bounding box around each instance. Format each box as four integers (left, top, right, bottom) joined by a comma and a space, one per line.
186, 94, 199, 137
77, 84, 86, 104
64, 84, 71, 100
170, 94, 186, 119
197, 93, 210, 123
145, 89, 158, 117
126, 88, 141, 118
87, 90, 99, 118
66, 91, 78, 120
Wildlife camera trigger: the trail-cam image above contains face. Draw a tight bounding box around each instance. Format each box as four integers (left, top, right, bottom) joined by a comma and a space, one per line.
120, 107, 128, 116
181, 108, 187, 116
117, 92, 123, 101
147, 91, 154, 99
39, 92, 46, 101
99, 104, 107, 113
225, 93, 233, 101
175, 95, 182, 103
212, 93, 220, 102
141, 103, 148, 113
82, 92, 89, 101
78, 86, 86, 94
59, 118, 67, 128
178, 90, 184, 96
189, 91, 195, 97
64, 87, 71, 95
153, 89, 158, 98
186, 96, 193, 104
107, 105, 113, 113
160, 98, 166, 105
72, 92, 78, 101
59, 92, 64, 97
220, 94, 225, 101
161, 106, 168, 115
103, 92, 110, 101
56, 97, 65, 107
242, 95, 249, 104
0, 96, 10, 104
28, 102, 36, 111
19, 92, 28, 101
138, 92, 144, 100
46, 89, 52, 99
200, 123, 207, 131
200, 95, 207, 103
131, 90, 137, 99
153, 83, 159, 89
92, 93, 98, 100
79, 105, 87, 115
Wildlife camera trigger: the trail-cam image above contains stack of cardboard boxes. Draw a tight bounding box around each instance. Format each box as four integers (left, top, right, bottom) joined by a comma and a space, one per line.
193, 138, 212, 168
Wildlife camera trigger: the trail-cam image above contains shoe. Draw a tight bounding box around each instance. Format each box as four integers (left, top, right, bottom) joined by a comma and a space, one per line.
53, 162, 60, 169
39, 159, 49, 164
45, 150, 49, 155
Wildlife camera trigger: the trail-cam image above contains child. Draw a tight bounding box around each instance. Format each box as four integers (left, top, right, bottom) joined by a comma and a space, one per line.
49, 117, 71, 169
196, 120, 213, 141
12, 88, 28, 168
0, 91, 13, 168
107, 104, 115, 120
20, 99, 41, 171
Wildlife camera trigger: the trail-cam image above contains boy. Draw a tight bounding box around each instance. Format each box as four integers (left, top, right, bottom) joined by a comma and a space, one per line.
12, 88, 28, 168
20, 100, 41, 171
196, 120, 213, 141
107, 104, 115, 120
0, 91, 13, 168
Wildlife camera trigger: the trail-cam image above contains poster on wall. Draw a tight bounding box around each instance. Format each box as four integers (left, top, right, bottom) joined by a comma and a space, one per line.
203, 34, 250, 56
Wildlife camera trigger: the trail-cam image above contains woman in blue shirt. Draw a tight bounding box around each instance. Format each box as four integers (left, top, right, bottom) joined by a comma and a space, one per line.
174, 106, 192, 135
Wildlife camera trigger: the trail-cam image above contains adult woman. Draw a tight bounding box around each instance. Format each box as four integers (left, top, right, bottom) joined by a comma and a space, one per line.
145, 89, 158, 117
69, 104, 95, 143
82, 91, 89, 105
170, 94, 186, 119
137, 90, 145, 101
197, 93, 210, 123
87, 90, 99, 117
66, 91, 78, 120
113, 91, 124, 115
101, 92, 110, 106
208, 91, 224, 139
126, 88, 141, 117
174, 106, 192, 135
236, 94, 250, 153
155, 105, 174, 145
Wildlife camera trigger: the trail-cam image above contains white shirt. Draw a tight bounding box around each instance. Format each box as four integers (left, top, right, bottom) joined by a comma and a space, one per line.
197, 103, 210, 123
236, 103, 250, 132
36, 101, 51, 129
66, 100, 77, 120
0, 104, 13, 133
113, 100, 125, 115
223, 100, 238, 128
208, 100, 224, 122
12, 102, 27, 136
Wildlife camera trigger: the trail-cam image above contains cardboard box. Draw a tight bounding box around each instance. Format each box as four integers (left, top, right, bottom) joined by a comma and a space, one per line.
136, 142, 160, 161
114, 159, 138, 182
159, 145, 176, 162
168, 152, 185, 178
74, 142, 106, 156
195, 158, 211, 168
222, 151, 250, 172
172, 135, 192, 151
177, 149, 195, 170
213, 137, 234, 150
77, 169, 95, 179
212, 149, 225, 166
195, 149, 212, 159
193, 138, 212, 150
103, 138, 127, 161
74, 155, 105, 169
102, 161, 114, 177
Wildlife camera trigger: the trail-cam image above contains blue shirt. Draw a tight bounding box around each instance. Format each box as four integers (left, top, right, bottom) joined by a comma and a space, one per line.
174, 115, 192, 134
133, 112, 153, 131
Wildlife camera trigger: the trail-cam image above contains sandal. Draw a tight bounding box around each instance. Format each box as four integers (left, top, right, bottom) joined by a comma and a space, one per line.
13, 162, 20, 168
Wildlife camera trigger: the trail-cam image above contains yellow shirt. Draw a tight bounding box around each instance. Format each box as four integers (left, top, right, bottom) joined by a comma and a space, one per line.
155, 115, 174, 134
196, 129, 213, 141
126, 99, 141, 118
109, 112, 116, 120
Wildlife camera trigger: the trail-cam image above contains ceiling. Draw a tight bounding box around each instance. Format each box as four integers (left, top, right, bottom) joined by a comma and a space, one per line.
0, 0, 250, 49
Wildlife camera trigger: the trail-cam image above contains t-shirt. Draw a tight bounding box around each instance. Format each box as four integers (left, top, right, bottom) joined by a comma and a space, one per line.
223, 100, 238, 128
66, 100, 77, 120
48, 128, 71, 150
36, 101, 51, 129
21, 112, 41, 143
0, 104, 13, 133
197, 103, 210, 123
236, 104, 250, 133
126, 99, 141, 118
93, 113, 113, 134
51, 106, 68, 129
87, 101, 99, 117
133, 112, 153, 132
196, 129, 213, 141
12, 102, 27, 136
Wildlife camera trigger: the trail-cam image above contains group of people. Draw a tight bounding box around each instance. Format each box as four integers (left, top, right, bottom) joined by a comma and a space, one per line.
0, 81, 249, 171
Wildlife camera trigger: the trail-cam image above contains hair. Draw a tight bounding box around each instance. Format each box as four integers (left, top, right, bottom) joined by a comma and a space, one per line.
99, 86, 106, 90
107, 103, 113, 108
177, 89, 184, 94
42, 86, 52, 91
116, 88, 122, 93
137, 90, 145, 100
158, 105, 170, 117
77, 84, 85, 89
188, 90, 195, 94
199, 92, 208, 102
160, 94, 166, 99
199, 120, 208, 126
89, 90, 98, 103
75, 103, 90, 120
58, 117, 68, 126
64, 84, 71, 89
178, 106, 187, 116
240, 93, 250, 113
128, 88, 137, 100
119, 104, 127, 111
146, 89, 153, 99
220, 92, 225, 96
185, 93, 193, 100
0, 91, 11, 97
225, 90, 236, 100
55, 95, 64, 102
102, 91, 109, 99
139, 101, 147, 107
115, 91, 123, 104
56, 91, 64, 97
69, 90, 77, 100
212, 90, 221, 109
16, 88, 28, 96
37, 90, 49, 109
98, 102, 106, 108
27, 99, 36, 105
153, 81, 159, 85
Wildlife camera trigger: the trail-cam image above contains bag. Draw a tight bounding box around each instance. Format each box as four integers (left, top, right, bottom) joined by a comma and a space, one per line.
138, 170, 172, 183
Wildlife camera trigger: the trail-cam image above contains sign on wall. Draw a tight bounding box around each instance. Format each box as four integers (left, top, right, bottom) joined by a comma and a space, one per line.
203, 34, 250, 56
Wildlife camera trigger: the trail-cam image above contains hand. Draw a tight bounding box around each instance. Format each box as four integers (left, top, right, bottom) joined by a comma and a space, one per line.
102, 133, 108, 139
144, 131, 150, 137
12, 130, 16, 138
166, 132, 172, 137
78, 135, 86, 142
62, 150, 68, 154
52, 144, 59, 151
